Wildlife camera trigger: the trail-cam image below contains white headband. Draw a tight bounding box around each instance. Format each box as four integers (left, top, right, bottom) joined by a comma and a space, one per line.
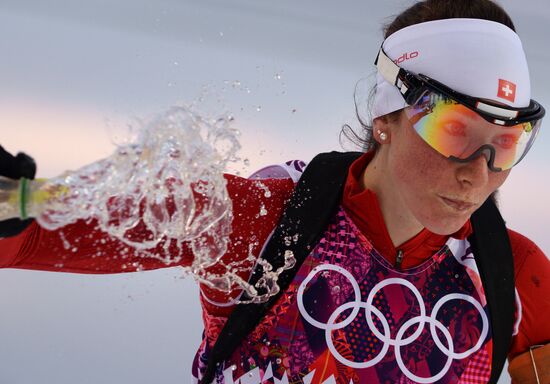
372, 18, 531, 120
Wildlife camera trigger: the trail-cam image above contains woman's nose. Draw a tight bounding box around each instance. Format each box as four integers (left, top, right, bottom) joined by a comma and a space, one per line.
456, 154, 490, 188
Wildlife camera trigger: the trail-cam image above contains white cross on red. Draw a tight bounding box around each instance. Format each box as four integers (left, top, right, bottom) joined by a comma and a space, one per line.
497, 79, 517, 102
502, 83, 514, 97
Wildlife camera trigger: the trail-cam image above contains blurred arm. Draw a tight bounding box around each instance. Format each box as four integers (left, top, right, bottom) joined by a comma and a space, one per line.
507, 229, 550, 383
0, 174, 295, 278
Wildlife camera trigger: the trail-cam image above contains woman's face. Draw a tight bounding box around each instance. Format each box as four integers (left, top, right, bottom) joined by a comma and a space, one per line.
381, 111, 511, 235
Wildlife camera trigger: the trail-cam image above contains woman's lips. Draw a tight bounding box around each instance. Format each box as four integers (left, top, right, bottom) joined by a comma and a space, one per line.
439, 196, 477, 212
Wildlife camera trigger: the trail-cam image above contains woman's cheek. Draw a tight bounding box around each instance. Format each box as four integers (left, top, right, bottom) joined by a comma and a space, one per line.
391, 142, 446, 196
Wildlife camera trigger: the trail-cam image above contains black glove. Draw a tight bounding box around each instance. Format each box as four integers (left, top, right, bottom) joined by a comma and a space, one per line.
0, 145, 37, 238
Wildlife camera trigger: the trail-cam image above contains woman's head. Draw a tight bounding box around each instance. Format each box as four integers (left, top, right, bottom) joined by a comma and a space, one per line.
350, 0, 538, 236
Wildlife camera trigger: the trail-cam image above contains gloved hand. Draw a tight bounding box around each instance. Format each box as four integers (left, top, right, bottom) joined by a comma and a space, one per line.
0, 145, 37, 238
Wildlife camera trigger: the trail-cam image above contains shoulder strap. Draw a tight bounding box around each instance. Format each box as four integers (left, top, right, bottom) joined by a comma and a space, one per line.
468, 198, 515, 384
200, 151, 361, 383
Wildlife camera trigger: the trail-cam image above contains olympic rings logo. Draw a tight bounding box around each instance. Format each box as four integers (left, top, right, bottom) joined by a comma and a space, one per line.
297, 264, 489, 384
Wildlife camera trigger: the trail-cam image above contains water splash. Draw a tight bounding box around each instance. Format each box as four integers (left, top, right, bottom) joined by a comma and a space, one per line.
25, 105, 296, 303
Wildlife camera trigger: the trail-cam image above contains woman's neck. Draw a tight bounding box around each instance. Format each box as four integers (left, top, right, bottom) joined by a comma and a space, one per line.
361, 151, 424, 248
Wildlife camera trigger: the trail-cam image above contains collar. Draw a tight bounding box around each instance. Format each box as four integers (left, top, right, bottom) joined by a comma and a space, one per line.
342, 151, 472, 268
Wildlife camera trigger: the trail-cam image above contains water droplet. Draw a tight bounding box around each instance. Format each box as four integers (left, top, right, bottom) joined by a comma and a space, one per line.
275, 73, 282, 80
219, 31, 224, 37
332, 285, 341, 294
231, 364, 237, 371
256, 106, 262, 112
276, 358, 282, 364
243, 158, 250, 166
291, 108, 297, 113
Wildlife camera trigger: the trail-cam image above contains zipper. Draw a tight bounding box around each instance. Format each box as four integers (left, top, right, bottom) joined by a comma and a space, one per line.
395, 249, 404, 270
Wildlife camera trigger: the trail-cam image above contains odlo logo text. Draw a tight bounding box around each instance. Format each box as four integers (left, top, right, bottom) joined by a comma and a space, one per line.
394, 51, 419, 65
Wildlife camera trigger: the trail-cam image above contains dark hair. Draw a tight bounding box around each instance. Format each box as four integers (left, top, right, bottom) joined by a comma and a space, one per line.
340, 0, 516, 152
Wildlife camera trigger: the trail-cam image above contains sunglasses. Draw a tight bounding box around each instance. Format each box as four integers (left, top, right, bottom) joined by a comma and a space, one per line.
375, 48, 545, 171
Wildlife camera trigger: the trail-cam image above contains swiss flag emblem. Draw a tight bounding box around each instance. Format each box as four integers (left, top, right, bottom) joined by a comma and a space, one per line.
497, 79, 517, 102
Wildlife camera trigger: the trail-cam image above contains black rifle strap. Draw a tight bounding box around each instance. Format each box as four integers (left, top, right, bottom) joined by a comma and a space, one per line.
201, 151, 515, 384
200, 151, 361, 383
469, 198, 515, 383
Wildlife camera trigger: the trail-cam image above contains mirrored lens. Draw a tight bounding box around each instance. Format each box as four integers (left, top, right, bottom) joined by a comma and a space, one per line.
404, 91, 541, 170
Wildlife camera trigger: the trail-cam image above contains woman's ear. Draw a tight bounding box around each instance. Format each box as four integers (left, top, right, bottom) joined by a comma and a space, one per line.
373, 110, 404, 144
373, 115, 392, 144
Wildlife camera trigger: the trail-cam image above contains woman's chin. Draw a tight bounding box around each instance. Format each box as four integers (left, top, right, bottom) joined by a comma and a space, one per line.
424, 217, 469, 236
418, 207, 471, 236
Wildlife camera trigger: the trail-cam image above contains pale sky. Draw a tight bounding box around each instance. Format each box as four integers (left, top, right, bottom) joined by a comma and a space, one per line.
0, 1, 549, 383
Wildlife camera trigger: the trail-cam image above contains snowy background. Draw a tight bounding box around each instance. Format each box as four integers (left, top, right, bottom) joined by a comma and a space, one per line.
0, 0, 549, 383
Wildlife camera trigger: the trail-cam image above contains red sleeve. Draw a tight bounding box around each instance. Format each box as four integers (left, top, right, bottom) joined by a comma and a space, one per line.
507, 228, 550, 358
0, 216, 191, 274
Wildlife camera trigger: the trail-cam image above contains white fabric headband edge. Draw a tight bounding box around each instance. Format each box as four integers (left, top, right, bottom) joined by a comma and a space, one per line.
372, 18, 531, 120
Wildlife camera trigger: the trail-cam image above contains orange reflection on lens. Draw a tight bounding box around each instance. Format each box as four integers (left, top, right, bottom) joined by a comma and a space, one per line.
405, 94, 536, 170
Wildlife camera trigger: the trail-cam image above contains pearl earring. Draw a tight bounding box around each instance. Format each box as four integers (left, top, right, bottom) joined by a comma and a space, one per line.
377, 129, 387, 141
